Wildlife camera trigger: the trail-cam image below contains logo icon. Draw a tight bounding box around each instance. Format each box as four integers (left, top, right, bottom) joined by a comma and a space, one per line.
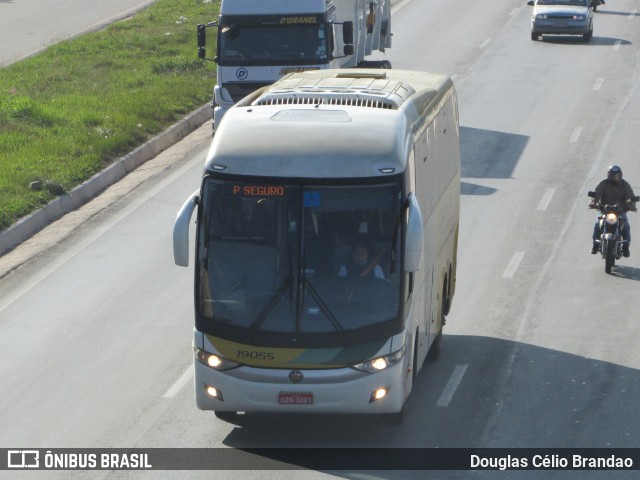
236, 68, 249, 80
288, 370, 304, 383
8, 450, 39, 469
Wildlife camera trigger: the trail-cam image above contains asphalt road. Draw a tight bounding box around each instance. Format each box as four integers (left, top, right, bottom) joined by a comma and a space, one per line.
1, 0, 640, 478
0, 0, 157, 66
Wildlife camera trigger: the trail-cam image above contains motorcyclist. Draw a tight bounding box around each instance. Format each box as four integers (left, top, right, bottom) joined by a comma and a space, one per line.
590, 165, 636, 257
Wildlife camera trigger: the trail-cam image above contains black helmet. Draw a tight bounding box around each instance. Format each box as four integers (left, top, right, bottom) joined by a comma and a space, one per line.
607, 165, 623, 182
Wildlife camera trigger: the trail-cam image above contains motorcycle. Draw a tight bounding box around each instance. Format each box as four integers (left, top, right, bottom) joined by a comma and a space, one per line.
591, 0, 604, 12
588, 191, 639, 274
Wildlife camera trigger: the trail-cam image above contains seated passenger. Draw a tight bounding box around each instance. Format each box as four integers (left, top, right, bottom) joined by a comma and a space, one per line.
338, 243, 385, 280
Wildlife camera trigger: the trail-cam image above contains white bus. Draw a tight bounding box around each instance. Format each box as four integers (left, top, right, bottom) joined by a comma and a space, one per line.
173, 69, 460, 421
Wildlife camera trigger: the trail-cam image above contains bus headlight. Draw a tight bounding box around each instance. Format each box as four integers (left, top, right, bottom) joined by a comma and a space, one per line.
195, 348, 241, 371
352, 346, 406, 373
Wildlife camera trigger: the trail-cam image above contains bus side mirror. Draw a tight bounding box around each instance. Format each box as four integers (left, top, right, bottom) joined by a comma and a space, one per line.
404, 193, 423, 273
344, 45, 354, 55
173, 190, 200, 267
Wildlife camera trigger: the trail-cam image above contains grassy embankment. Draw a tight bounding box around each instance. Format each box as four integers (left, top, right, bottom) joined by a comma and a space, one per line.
0, 0, 219, 232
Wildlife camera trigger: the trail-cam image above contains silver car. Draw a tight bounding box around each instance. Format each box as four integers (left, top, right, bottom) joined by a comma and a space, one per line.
527, 0, 594, 42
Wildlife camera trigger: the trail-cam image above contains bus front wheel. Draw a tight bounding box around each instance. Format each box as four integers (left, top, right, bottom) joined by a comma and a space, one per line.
386, 401, 407, 424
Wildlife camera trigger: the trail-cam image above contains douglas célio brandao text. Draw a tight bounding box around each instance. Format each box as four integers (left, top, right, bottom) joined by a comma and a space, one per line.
470, 454, 634, 470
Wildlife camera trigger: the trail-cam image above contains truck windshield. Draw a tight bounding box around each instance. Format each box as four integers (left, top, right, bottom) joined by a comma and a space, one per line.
196, 178, 403, 347
218, 21, 329, 66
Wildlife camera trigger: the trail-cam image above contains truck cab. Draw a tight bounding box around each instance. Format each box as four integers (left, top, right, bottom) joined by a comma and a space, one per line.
197, 0, 392, 130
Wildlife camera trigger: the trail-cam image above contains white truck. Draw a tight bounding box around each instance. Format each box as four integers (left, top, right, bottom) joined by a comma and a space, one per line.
197, 0, 393, 129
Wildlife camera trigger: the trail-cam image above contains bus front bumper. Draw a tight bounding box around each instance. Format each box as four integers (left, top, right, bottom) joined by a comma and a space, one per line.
194, 360, 409, 415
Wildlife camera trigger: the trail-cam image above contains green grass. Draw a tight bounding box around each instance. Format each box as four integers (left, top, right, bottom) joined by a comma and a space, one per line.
0, 0, 219, 232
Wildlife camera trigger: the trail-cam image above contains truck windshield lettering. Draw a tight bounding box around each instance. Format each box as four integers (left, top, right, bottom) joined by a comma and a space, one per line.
279, 16, 318, 24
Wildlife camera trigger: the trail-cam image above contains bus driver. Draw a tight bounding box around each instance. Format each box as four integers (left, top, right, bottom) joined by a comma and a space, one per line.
338, 243, 385, 280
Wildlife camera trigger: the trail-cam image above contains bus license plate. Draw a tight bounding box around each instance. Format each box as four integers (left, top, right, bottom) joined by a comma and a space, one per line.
279, 392, 313, 405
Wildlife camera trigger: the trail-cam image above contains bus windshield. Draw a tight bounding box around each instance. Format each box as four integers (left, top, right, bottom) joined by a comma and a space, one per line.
197, 178, 403, 347
218, 20, 329, 66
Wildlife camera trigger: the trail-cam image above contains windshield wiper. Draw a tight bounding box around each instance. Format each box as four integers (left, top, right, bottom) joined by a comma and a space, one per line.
303, 278, 349, 345
245, 274, 293, 342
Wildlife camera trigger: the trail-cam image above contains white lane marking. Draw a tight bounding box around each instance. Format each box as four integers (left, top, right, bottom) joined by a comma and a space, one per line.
509, 8, 520, 16
629, 10, 638, 19
593, 78, 604, 91
569, 126, 583, 143
613, 40, 622, 51
163, 364, 195, 398
537, 188, 556, 211
503, 252, 525, 278
437, 364, 468, 407
480, 37, 492, 49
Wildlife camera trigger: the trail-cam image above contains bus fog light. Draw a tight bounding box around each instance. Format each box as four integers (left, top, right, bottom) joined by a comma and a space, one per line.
370, 387, 389, 403
205, 385, 224, 401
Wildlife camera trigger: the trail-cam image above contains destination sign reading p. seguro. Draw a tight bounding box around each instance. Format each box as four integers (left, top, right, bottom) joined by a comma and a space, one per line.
226, 184, 285, 197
